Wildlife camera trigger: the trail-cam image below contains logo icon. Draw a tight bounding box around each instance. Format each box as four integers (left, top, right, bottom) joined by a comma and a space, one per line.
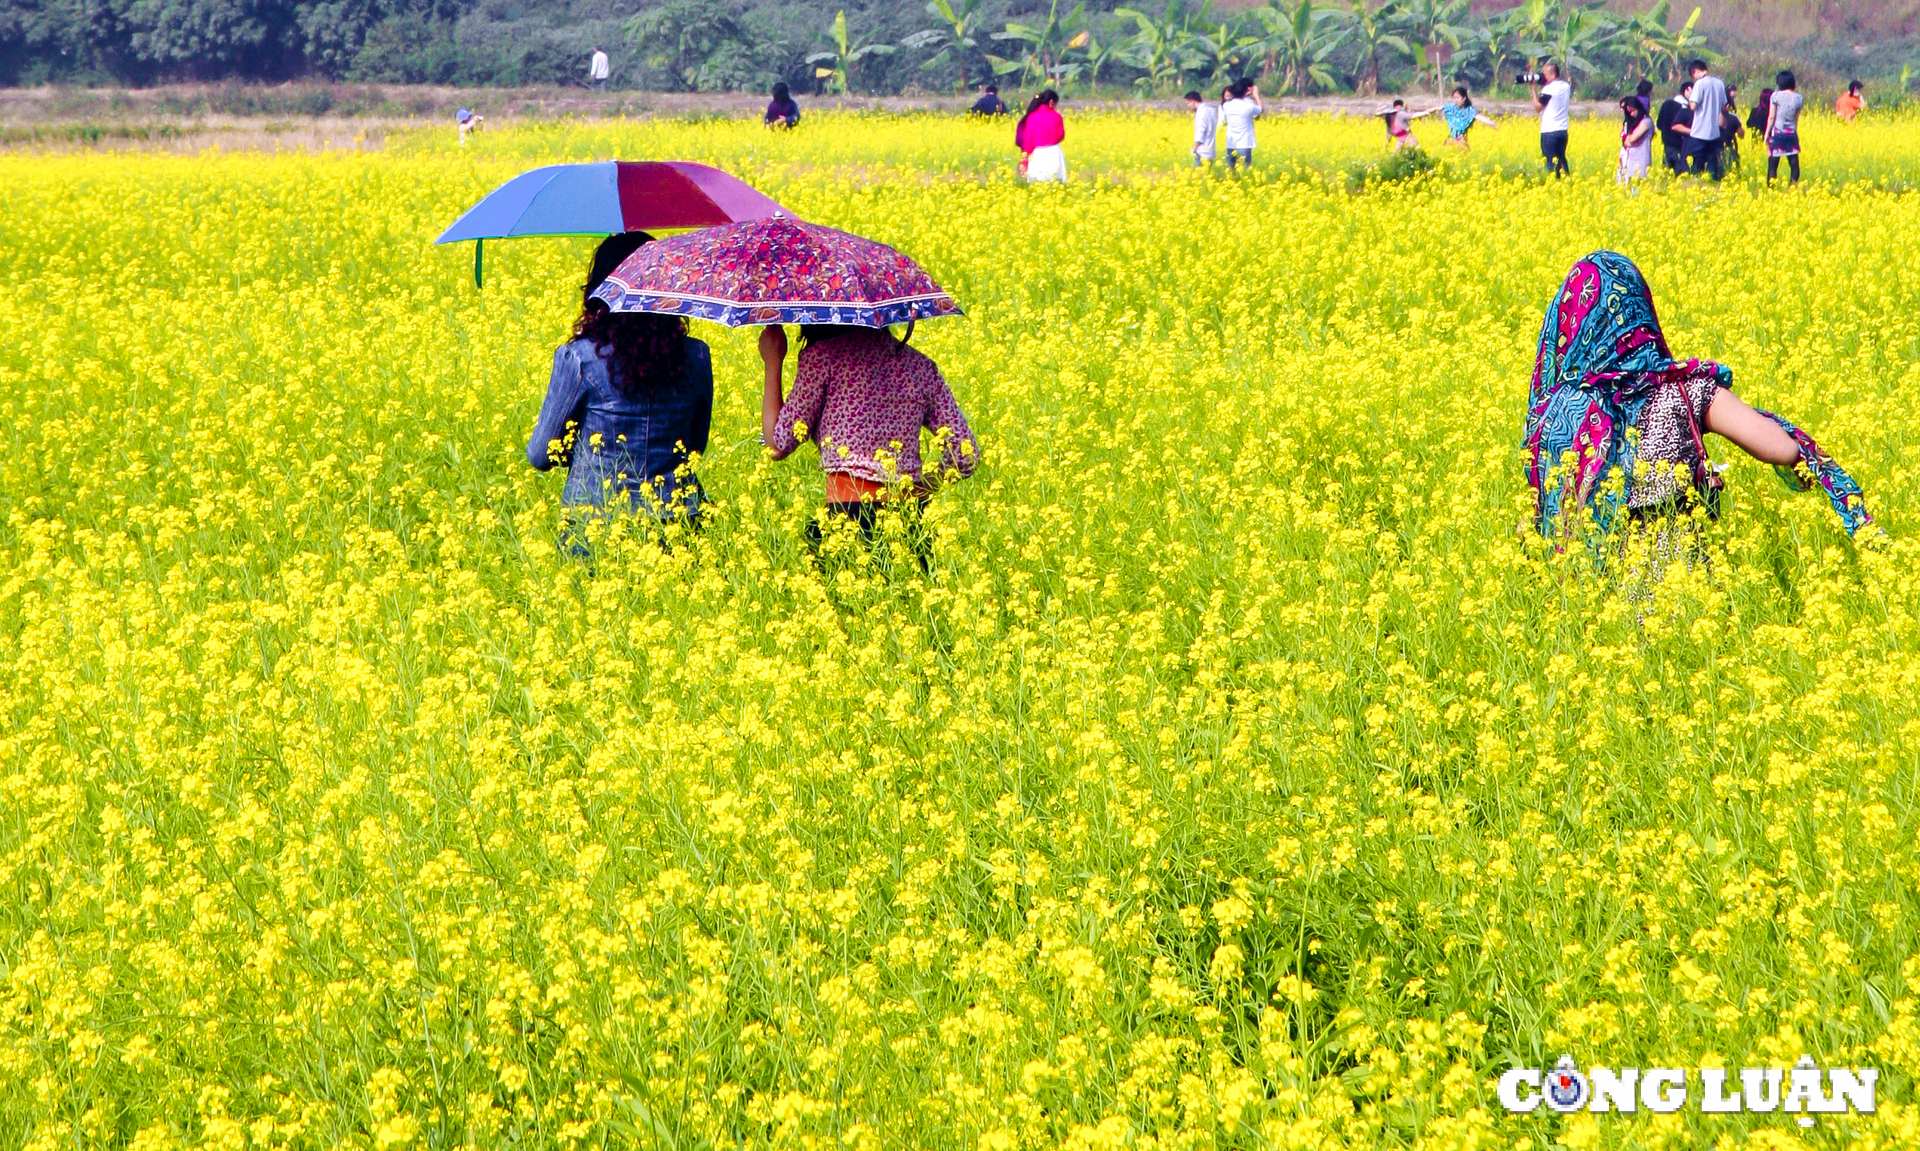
1545, 1056, 1589, 1113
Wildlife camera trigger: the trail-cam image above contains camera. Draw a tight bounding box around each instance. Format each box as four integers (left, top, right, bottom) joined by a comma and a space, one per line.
1516, 71, 1544, 85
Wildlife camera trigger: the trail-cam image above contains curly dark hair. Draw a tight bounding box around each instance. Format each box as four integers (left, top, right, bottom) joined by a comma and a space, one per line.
573, 231, 687, 398
573, 307, 688, 398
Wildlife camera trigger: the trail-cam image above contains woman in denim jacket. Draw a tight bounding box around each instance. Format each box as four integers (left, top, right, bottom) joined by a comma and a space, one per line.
527, 232, 715, 529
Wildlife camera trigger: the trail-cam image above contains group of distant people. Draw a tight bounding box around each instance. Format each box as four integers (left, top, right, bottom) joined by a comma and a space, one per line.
1184, 81, 1267, 169
1639, 62, 1809, 185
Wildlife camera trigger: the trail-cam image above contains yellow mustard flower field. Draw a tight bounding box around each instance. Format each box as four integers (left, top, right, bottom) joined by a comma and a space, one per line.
3, 110, 1920, 1150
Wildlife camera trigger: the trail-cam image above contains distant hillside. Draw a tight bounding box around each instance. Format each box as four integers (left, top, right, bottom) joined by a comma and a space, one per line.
3, 0, 1914, 94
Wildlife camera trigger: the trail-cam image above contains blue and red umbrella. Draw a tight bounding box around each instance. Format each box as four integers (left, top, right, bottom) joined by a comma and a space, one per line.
435, 160, 791, 286
590, 215, 961, 328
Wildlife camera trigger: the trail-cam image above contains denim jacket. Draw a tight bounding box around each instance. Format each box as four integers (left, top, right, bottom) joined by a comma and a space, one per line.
527, 336, 714, 516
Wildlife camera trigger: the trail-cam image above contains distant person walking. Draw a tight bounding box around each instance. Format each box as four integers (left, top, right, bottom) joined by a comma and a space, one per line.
1220, 80, 1263, 171
1836, 80, 1866, 122
1618, 97, 1653, 183
765, 82, 801, 129
1765, 71, 1804, 186
1440, 87, 1497, 151
1682, 59, 1727, 180
970, 84, 1007, 116
1015, 89, 1067, 182
1186, 90, 1218, 165
1634, 79, 1654, 115
1657, 81, 1692, 174
1532, 62, 1572, 178
589, 46, 610, 91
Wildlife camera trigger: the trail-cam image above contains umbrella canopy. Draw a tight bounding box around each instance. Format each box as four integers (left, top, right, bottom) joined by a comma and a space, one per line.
590, 215, 962, 328
433, 161, 791, 244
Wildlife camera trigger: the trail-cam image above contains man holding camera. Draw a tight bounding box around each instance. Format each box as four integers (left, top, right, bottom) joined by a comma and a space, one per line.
1682, 59, 1728, 180
1529, 62, 1572, 178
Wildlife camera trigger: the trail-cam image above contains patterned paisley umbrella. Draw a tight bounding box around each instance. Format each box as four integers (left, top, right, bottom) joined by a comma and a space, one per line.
590, 214, 962, 328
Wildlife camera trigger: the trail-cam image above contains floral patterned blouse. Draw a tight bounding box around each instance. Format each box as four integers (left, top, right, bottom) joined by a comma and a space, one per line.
770, 330, 980, 485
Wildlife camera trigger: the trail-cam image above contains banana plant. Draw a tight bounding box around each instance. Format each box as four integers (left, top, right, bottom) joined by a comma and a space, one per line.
1532, 1, 1619, 86
1069, 29, 1130, 87
1628, 0, 1711, 83
1461, 6, 1527, 96
1191, 12, 1262, 86
1249, 0, 1339, 95
1116, 2, 1203, 91
901, 0, 988, 94
1334, 0, 1412, 96
805, 9, 897, 96
1400, 0, 1469, 93
988, 0, 1087, 86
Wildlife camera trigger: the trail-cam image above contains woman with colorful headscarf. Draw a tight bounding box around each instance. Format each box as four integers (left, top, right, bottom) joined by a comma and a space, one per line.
1524, 251, 1871, 542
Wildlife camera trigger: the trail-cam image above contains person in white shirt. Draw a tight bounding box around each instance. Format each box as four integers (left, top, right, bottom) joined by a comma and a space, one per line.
1532, 61, 1571, 177
589, 47, 610, 91
1683, 58, 1728, 180
1219, 79, 1262, 171
1185, 90, 1218, 165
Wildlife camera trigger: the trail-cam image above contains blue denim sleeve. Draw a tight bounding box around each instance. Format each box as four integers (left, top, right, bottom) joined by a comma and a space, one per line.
685, 338, 714, 457
527, 344, 588, 470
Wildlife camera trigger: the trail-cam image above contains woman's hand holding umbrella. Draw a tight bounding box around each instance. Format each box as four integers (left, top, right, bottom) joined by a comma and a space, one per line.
759, 325, 793, 460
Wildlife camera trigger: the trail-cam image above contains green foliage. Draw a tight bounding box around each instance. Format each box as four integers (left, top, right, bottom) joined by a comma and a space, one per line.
0, 0, 1912, 96
1344, 138, 1437, 188
622, 0, 762, 92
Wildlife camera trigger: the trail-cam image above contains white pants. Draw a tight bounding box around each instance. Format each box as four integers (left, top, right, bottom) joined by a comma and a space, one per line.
1025, 144, 1067, 183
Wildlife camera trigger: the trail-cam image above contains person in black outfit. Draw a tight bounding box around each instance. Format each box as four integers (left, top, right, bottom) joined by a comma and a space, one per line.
1656, 81, 1692, 174
969, 84, 1008, 116
764, 82, 801, 129
1720, 86, 1744, 170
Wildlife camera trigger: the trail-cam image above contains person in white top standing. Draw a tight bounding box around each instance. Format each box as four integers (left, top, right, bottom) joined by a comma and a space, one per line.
1185, 90, 1218, 165
1219, 80, 1262, 172
589, 46, 610, 91
1531, 61, 1572, 178
1682, 58, 1728, 181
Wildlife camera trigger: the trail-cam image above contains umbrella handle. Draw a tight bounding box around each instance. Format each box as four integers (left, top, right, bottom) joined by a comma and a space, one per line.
901, 318, 915, 346
474, 238, 484, 289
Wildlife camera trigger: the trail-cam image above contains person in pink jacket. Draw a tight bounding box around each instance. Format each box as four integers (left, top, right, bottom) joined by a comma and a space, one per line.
1015, 89, 1067, 183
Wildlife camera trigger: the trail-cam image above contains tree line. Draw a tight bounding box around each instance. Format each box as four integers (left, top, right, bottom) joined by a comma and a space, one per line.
0, 0, 1736, 96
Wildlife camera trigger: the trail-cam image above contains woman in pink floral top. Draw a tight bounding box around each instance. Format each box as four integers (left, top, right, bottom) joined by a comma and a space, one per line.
758, 325, 980, 509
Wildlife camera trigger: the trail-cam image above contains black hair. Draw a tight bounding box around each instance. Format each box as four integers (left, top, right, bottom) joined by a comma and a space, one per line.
1636, 79, 1653, 97
583, 231, 654, 305
985, 83, 997, 93
799, 324, 905, 353
575, 232, 687, 399
1184, 90, 1202, 101
1017, 88, 1058, 138
1777, 70, 1796, 90
1688, 58, 1708, 73
1848, 79, 1864, 94
1620, 96, 1646, 126
1228, 78, 1252, 99
1453, 86, 1472, 107
772, 81, 790, 100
